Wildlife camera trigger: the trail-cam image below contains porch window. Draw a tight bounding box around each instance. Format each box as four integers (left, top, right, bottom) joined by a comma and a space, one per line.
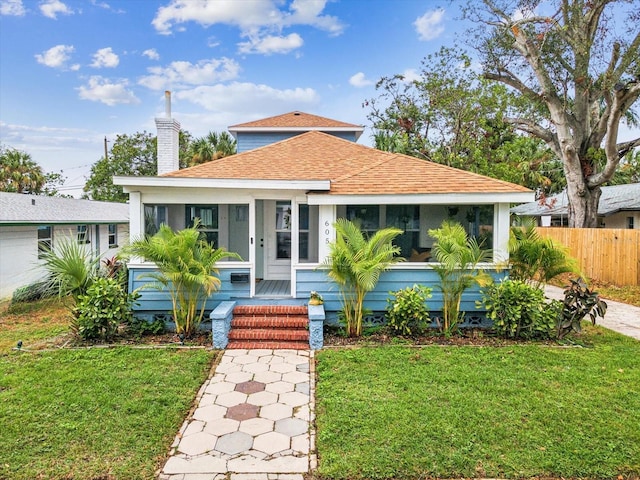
108, 224, 117, 248
37, 225, 52, 259
186, 205, 219, 246
386, 205, 420, 258
298, 204, 318, 263
77, 224, 90, 244
145, 205, 167, 236
346, 205, 380, 236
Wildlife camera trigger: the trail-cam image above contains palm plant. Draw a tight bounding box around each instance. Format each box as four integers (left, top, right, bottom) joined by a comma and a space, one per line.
322, 218, 402, 337
123, 221, 241, 337
509, 222, 579, 288
39, 237, 99, 303
429, 221, 493, 333
188, 131, 237, 166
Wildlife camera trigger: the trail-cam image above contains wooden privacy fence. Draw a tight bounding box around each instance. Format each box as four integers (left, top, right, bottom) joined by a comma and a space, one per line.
536, 227, 640, 287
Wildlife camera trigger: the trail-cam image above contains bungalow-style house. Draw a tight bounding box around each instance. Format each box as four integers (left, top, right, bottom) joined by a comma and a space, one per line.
511, 183, 640, 228
114, 98, 532, 349
0, 192, 129, 300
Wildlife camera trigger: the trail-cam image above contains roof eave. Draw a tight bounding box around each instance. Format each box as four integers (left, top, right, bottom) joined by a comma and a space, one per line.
228, 126, 365, 141
114, 176, 331, 192
308, 191, 535, 205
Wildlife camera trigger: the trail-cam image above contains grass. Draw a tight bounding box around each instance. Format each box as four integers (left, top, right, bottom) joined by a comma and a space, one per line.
0, 298, 217, 480
315, 326, 640, 480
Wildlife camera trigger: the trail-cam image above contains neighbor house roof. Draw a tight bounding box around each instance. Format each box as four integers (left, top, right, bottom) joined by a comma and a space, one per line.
163, 131, 531, 196
0, 192, 129, 225
511, 183, 640, 217
228, 111, 365, 141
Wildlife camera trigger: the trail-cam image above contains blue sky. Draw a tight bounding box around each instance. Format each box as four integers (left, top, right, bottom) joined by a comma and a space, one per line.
0, 0, 461, 195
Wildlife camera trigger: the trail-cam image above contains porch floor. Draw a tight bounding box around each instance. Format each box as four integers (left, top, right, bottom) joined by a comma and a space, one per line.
255, 279, 291, 297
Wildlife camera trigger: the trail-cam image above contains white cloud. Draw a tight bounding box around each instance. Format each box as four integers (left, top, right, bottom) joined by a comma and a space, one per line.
142, 48, 160, 60
35, 44, 75, 69
77, 76, 139, 106
349, 72, 373, 88
40, 0, 73, 19
138, 57, 240, 90
401, 68, 421, 83
238, 33, 303, 55
414, 8, 445, 41
90, 47, 119, 68
175, 82, 319, 114
152, 0, 344, 35
0, 0, 25, 16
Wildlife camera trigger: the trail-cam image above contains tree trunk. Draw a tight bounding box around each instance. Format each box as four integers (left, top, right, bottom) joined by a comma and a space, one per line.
566, 184, 602, 228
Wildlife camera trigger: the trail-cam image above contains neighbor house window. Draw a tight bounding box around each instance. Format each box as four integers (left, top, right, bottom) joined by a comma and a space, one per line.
628, 217, 634, 229
186, 205, 219, 246
108, 224, 117, 247
38, 225, 52, 259
144, 205, 167, 236
77, 224, 90, 244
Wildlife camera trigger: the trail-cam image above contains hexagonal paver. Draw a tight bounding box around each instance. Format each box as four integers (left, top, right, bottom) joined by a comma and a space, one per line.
246, 390, 278, 407
216, 390, 248, 407
238, 417, 274, 436
253, 370, 282, 384
235, 380, 266, 394
214, 362, 243, 374
224, 371, 253, 384
177, 431, 218, 456
269, 362, 297, 374
291, 433, 310, 454
205, 381, 236, 395
215, 430, 253, 455
233, 355, 260, 365
226, 402, 259, 421
193, 404, 227, 422
204, 417, 239, 436
281, 371, 309, 384
260, 403, 293, 421
295, 382, 310, 395
242, 362, 270, 374
253, 431, 290, 455
265, 380, 295, 394
279, 391, 308, 408
275, 417, 308, 437
182, 419, 205, 437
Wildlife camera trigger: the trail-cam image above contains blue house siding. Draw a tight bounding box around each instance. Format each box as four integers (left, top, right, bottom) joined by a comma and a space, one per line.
237, 131, 357, 153
296, 267, 507, 324
129, 266, 251, 319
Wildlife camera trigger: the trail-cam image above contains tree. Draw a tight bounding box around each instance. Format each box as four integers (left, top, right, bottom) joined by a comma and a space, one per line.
83, 130, 193, 202
0, 146, 46, 194
188, 131, 237, 166
464, 0, 640, 227
366, 48, 566, 195
322, 219, 402, 337
428, 221, 493, 334
123, 221, 241, 337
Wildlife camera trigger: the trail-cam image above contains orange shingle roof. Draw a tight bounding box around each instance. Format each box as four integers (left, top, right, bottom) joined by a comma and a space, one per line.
164, 131, 531, 195
229, 111, 362, 129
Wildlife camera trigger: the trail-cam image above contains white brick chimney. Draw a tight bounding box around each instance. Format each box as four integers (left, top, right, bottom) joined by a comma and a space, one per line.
155, 91, 181, 175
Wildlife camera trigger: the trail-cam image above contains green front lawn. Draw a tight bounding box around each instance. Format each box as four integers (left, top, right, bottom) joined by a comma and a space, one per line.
315, 327, 640, 479
0, 305, 216, 480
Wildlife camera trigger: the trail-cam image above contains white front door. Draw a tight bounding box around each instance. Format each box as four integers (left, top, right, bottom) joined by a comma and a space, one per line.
263, 200, 292, 280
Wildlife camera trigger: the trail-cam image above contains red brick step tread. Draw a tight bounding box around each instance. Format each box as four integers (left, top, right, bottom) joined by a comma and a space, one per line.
233, 305, 307, 315
227, 341, 309, 350
228, 328, 308, 341
231, 316, 308, 328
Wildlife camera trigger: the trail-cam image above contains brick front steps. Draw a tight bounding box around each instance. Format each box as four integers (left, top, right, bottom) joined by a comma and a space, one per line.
226, 305, 310, 350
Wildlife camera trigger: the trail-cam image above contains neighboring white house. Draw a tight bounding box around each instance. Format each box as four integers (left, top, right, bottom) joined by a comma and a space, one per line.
0, 192, 129, 300
511, 183, 640, 229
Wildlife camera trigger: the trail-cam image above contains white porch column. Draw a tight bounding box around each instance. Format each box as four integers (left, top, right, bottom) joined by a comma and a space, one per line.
318, 204, 336, 262
494, 203, 510, 263
129, 191, 142, 242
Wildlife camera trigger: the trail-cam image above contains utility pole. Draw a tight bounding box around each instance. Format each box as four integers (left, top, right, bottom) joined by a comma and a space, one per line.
104, 136, 109, 160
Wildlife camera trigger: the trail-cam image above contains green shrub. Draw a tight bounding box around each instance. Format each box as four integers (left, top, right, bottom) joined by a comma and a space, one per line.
73, 277, 139, 341
481, 279, 560, 339
11, 279, 55, 304
557, 278, 607, 339
386, 284, 432, 335
126, 316, 166, 337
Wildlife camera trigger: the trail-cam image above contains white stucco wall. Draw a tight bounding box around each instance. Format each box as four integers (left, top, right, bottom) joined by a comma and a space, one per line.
601, 211, 640, 229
